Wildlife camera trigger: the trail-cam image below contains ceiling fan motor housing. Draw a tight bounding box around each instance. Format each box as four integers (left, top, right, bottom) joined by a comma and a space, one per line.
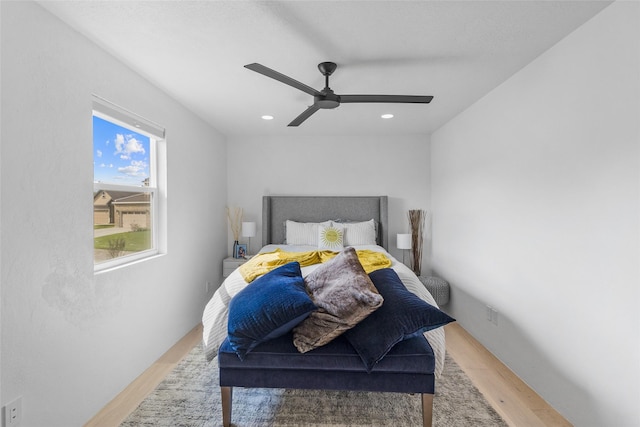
315, 90, 340, 109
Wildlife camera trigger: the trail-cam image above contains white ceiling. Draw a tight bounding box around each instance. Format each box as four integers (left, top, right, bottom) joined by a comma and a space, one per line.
39, 1, 612, 137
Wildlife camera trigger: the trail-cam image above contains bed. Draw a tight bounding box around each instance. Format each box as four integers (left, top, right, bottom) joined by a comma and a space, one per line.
202, 196, 452, 427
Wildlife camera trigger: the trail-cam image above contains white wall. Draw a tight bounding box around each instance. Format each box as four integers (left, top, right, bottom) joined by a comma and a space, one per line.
226, 134, 431, 264
431, 2, 639, 426
1, 2, 228, 426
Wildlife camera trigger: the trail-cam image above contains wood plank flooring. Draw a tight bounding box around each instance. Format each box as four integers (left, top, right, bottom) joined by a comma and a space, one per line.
85, 322, 571, 426
84, 324, 203, 427
444, 323, 572, 426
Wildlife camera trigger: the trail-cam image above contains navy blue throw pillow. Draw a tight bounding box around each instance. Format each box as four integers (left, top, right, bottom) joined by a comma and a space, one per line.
228, 262, 316, 360
344, 268, 455, 372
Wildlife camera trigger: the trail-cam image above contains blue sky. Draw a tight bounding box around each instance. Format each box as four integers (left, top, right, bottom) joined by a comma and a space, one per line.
93, 115, 150, 186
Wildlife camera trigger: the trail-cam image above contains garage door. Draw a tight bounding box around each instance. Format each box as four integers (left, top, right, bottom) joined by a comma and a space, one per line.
122, 212, 148, 230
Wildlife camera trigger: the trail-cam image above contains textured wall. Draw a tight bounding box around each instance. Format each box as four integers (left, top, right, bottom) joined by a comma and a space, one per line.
1, 2, 228, 425
431, 2, 639, 425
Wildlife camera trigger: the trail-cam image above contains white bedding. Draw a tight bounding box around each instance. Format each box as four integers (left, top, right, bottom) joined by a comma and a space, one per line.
201, 244, 447, 378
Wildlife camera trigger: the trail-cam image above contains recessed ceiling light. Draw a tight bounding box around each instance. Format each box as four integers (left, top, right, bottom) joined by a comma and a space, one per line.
381, 114, 394, 119
261, 115, 274, 120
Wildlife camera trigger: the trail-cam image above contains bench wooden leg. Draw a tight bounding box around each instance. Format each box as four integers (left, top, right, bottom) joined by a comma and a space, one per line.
422, 393, 434, 427
221, 386, 233, 427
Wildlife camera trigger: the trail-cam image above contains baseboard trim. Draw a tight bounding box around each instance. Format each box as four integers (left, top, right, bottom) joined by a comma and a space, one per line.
445, 323, 572, 427
84, 324, 203, 427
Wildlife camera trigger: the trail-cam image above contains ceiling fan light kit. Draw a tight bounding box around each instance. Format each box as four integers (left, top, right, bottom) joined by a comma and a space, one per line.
245, 61, 433, 126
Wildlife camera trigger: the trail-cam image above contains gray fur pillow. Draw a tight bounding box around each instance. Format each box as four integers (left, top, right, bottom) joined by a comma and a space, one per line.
293, 247, 383, 353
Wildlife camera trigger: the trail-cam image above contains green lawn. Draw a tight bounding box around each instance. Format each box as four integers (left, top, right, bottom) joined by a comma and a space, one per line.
94, 230, 151, 251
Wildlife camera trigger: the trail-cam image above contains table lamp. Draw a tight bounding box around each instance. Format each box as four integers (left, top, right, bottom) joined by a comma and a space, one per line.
397, 233, 412, 266
242, 221, 257, 255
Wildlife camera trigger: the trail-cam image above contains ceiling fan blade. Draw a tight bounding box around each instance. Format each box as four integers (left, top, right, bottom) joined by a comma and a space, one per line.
339, 94, 434, 104
245, 63, 321, 97
288, 104, 321, 127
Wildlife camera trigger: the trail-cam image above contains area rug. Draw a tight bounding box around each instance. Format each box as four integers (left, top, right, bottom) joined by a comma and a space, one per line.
121, 343, 507, 426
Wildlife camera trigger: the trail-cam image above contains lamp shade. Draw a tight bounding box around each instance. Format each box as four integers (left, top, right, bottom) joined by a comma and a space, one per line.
397, 233, 412, 250
242, 222, 257, 238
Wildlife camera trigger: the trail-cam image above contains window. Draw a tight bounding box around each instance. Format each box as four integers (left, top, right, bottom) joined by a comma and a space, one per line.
93, 96, 166, 271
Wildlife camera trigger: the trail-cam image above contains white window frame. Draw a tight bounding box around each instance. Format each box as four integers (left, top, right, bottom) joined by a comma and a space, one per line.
93, 96, 167, 272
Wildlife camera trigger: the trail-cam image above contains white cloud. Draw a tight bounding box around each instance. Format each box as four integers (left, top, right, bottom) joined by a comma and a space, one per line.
114, 133, 145, 157
118, 166, 142, 175
131, 160, 147, 168
96, 150, 102, 158
118, 159, 148, 177
114, 134, 125, 152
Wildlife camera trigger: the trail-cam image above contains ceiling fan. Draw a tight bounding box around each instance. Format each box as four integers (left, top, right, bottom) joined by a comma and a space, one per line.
244, 62, 434, 127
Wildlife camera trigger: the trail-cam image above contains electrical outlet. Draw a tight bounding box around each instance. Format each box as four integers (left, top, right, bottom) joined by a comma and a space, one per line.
4, 396, 22, 426
486, 305, 499, 326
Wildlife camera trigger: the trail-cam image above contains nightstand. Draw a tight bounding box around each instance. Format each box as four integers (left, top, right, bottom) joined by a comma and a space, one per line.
223, 257, 248, 277
418, 276, 450, 306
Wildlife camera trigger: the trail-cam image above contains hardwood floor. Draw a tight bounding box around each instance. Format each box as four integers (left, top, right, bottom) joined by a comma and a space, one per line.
84, 324, 204, 427
444, 323, 571, 426
85, 322, 571, 426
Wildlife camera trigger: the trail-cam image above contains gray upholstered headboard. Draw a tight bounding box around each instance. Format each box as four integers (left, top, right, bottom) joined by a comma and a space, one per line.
262, 196, 389, 250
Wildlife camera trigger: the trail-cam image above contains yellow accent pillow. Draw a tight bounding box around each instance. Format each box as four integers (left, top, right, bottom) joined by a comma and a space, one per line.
318, 223, 344, 251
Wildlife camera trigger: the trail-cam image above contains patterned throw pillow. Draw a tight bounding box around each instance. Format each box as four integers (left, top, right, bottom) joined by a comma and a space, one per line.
317, 223, 344, 251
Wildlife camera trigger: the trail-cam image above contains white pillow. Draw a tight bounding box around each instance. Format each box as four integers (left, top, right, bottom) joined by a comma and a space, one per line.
285, 220, 331, 245
318, 223, 344, 251
338, 219, 377, 246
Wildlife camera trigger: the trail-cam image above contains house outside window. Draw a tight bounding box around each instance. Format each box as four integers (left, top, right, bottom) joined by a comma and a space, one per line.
93, 96, 166, 271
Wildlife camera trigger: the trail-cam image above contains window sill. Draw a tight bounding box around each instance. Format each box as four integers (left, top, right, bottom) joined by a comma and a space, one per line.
94, 252, 166, 275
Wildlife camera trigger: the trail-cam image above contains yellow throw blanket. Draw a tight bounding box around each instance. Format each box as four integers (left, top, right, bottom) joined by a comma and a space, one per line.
239, 248, 392, 283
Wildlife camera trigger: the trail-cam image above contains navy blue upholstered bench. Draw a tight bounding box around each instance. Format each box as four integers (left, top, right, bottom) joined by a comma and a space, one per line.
218, 331, 436, 427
